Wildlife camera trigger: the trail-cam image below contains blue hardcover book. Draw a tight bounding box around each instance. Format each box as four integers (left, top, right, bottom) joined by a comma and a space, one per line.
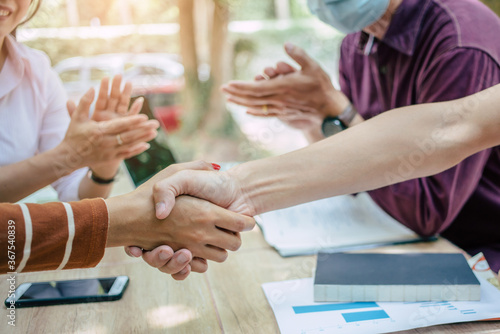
314, 253, 481, 302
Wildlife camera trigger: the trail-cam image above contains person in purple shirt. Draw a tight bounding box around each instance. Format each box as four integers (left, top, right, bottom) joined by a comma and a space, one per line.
218, 0, 500, 270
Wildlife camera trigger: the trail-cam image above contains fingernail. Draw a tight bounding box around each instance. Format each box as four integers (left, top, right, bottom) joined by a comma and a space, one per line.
159, 251, 170, 261
211, 163, 221, 171
285, 42, 294, 53
176, 253, 189, 264
155, 202, 166, 219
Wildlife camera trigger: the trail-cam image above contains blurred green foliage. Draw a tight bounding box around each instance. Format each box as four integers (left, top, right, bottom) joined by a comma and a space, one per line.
22, 0, 325, 72
26, 0, 180, 27
229, 0, 311, 20
290, 0, 313, 18
26, 0, 310, 28
230, 21, 343, 82
229, 0, 276, 20
25, 34, 179, 65
482, 0, 500, 16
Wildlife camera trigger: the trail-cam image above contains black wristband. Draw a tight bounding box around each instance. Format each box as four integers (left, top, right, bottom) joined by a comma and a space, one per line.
337, 104, 358, 127
88, 169, 116, 185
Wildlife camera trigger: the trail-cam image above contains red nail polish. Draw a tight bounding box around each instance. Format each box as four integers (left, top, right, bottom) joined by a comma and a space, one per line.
211, 163, 221, 171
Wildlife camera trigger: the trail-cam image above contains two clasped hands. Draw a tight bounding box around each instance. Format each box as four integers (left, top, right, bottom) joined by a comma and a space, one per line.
108, 161, 256, 281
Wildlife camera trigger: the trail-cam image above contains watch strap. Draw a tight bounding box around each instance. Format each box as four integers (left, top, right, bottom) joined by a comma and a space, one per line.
88, 169, 116, 185
337, 104, 358, 127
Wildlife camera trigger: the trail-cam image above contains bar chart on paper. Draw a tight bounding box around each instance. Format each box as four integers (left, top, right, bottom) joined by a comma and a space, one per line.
292, 302, 393, 333
262, 278, 500, 334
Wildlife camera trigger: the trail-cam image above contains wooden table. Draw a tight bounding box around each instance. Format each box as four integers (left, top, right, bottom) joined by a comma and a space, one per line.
1, 226, 499, 333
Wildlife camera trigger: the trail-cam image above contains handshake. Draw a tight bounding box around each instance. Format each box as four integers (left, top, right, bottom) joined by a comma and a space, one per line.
106, 160, 256, 281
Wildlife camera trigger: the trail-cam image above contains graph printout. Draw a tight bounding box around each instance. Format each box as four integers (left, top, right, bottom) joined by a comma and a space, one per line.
262, 277, 500, 334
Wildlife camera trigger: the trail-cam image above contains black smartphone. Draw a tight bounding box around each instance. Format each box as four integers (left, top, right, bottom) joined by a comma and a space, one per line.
5, 276, 129, 308
123, 96, 177, 187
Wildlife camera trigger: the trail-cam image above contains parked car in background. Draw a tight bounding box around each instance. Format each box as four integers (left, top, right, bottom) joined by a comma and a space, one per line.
53, 53, 185, 132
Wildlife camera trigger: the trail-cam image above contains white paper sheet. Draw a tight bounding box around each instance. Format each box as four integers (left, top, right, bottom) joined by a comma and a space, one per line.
262, 277, 500, 334
257, 193, 424, 257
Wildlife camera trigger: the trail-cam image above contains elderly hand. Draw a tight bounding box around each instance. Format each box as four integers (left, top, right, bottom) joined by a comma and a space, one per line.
222, 43, 350, 125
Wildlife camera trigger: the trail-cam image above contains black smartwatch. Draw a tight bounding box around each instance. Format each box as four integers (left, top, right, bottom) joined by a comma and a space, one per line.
321, 104, 358, 137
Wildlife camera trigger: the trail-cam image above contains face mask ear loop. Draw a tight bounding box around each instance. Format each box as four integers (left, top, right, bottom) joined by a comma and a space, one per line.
364, 34, 375, 56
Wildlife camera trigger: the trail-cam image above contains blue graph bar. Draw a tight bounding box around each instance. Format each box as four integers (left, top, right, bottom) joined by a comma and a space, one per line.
342, 310, 390, 323
293, 302, 379, 314
420, 302, 452, 307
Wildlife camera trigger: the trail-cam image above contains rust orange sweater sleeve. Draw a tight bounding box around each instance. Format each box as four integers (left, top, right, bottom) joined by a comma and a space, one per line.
0, 198, 108, 274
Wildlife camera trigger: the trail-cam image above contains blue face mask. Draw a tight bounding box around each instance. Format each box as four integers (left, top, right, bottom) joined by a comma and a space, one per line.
307, 0, 390, 34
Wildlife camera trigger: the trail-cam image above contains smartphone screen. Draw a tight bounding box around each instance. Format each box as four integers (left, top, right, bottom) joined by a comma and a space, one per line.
123, 96, 177, 187
6, 276, 129, 308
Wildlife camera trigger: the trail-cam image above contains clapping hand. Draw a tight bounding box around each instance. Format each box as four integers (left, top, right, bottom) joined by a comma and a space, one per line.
222, 43, 350, 131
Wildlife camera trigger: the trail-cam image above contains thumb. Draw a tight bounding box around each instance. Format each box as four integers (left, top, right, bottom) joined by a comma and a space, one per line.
153, 168, 223, 220
73, 88, 95, 122
153, 172, 189, 220
284, 42, 316, 70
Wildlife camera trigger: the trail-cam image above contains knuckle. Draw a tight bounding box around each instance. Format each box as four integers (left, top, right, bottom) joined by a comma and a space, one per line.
89, 129, 102, 142
196, 263, 208, 273
197, 201, 212, 218
230, 238, 242, 252
192, 230, 205, 243
152, 181, 166, 195
160, 266, 175, 275
233, 219, 246, 232
219, 251, 229, 262
152, 182, 161, 193
167, 163, 182, 174
214, 251, 228, 263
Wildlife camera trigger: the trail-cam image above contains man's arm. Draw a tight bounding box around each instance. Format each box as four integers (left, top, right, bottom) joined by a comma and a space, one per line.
151, 84, 500, 219
364, 49, 500, 236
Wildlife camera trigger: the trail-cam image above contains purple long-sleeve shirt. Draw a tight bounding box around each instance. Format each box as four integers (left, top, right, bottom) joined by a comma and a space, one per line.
338, 0, 500, 271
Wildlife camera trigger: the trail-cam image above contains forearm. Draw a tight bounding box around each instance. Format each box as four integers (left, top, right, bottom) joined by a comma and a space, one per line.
461, 86, 500, 153
232, 89, 497, 215
302, 127, 325, 143
105, 192, 147, 248
0, 145, 80, 203
0, 199, 108, 274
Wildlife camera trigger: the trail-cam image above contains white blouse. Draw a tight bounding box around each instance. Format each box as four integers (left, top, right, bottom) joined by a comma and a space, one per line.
0, 35, 86, 201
